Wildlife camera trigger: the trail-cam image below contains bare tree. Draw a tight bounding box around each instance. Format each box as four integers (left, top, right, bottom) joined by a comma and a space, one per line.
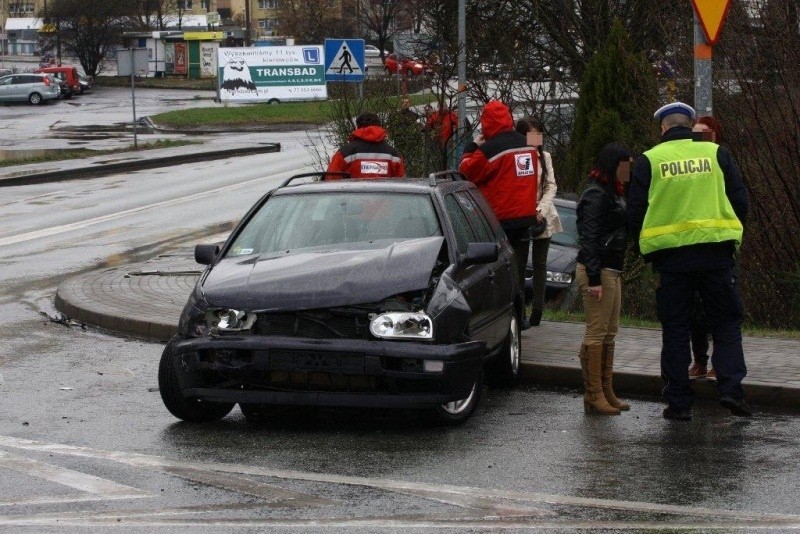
714, 0, 800, 327
358, 0, 408, 61
39, 0, 133, 76
276, 0, 357, 44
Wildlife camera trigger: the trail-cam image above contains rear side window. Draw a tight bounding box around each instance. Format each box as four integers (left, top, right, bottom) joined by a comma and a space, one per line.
454, 191, 494, 242
444, 194, 478, 255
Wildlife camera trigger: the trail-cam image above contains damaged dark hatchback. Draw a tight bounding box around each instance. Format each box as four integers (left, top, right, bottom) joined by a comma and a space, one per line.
159, 172, 523, 425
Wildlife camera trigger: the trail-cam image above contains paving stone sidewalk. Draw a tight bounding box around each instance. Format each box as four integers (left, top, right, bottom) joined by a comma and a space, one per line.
54, 250, 800, 412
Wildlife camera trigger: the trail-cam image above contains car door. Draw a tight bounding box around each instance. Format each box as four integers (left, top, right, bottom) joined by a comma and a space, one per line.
456, 190, 512, 350
466, 189, 516, 343
443, 193, 501, 350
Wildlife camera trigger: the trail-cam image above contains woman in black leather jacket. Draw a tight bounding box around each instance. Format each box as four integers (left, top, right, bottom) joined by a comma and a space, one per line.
576, 142, 632, 415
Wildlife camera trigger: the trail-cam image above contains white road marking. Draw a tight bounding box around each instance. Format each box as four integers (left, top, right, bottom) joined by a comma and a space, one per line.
1, 434, 799, 528
0, 449, 149, 505
0, 166, 310, 247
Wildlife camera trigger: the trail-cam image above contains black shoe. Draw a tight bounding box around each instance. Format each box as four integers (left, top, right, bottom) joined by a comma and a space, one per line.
520, 316, 531, 331
720, 396, 753, 417
663, 405, 692, 421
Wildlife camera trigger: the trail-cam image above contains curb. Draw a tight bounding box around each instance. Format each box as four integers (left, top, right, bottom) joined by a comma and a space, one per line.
523, 363, 800, 412
0, 142, 281, 187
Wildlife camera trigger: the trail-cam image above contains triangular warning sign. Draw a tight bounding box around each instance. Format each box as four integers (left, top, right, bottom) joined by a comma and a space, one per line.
691, 0, 731, 45
325, 41, 364, 76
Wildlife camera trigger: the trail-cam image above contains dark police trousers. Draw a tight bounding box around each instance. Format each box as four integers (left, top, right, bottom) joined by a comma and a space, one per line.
656, 267, 747, 410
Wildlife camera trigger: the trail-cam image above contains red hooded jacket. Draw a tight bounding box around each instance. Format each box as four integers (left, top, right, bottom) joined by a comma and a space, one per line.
458, 100, 538, 227
326, 125, 405, 179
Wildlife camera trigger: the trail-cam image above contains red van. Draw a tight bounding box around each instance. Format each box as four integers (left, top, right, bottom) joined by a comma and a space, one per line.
34, 66, 82, 96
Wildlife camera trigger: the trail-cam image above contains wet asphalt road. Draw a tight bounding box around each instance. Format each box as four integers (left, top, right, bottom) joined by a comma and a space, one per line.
1, 89, 800, 531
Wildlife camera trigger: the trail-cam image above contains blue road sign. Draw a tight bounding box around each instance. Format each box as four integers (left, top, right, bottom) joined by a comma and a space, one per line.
325, 39, 366, 82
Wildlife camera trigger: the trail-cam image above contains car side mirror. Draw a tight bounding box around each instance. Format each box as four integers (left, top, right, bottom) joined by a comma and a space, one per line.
461, 242, 498, 266
194, 244, 220, 265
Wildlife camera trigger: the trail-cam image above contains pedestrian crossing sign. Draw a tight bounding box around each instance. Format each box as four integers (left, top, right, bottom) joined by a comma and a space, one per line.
325, 39, 366, 82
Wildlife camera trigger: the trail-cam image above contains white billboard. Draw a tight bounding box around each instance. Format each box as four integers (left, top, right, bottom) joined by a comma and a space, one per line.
217, 46, 327, 103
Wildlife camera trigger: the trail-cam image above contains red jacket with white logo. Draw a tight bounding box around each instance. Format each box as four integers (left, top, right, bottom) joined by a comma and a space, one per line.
326, 126, 405, 179
458, 101, 538, 227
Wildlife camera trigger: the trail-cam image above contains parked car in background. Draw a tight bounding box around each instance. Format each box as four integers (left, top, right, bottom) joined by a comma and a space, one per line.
0, 68, 13, 78
384, 53, 432, 76
525, 198, 579, 303
34, 66, 81, 96
39, 53, 56, 68
0, 73, 61, 105
364, 44, 387, 59
77, 72, 94, 93
159, 172, 523, 426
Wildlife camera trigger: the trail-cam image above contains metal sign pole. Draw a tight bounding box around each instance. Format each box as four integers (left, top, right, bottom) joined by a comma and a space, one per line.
455, 0, 467, 167
694, 11, 713, 117
130, 48, 138, 149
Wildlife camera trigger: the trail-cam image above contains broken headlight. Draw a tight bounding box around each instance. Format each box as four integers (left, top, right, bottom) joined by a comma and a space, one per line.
370, 312, 433, 340
205, 309, 256, 332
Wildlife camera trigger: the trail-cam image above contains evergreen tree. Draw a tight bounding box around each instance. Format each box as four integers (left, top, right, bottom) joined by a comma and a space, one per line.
566, 19, 659, 192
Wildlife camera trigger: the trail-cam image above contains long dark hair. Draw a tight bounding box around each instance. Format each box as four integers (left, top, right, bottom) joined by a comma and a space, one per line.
589, 142, 631, 184
514, 116, 548, 183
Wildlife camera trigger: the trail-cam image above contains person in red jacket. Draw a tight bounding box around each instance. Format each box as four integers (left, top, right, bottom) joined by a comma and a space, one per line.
459, 100, 539, 326
326, 112, 405, 179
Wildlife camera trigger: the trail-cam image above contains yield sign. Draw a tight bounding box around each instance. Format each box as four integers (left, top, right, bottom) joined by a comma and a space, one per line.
691, 0, 732, 45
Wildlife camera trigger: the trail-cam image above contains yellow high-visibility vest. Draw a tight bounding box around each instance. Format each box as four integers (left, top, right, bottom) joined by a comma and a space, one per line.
640, 139, 742, 255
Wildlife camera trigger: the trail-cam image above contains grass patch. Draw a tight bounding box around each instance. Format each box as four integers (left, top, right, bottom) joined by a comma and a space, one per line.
95, 75, 217, 91
0, 139, 197, 167
151, 93, 434, 129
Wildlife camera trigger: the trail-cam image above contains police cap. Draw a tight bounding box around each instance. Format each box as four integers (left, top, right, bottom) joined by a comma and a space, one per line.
653, 102, 696, 122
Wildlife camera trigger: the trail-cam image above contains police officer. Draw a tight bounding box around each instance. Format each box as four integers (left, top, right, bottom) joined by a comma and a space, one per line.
628, 102, 750, 421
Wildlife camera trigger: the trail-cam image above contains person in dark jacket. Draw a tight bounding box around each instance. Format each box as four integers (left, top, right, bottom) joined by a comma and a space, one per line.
326, 112, 405, 179
576, 142, 632, 416
459, 100, 539, 325
628, 102, 750, 421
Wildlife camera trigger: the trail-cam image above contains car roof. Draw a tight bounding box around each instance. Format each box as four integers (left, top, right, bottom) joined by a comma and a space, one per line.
272, 174, 475, 194
271, 174, 475, 197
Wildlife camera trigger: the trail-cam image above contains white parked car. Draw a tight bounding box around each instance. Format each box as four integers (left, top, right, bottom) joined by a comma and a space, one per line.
0, 73, 62, 105
364, 45, 387, 59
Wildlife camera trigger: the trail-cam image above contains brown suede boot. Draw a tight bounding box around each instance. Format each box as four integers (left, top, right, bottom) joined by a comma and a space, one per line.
580, 344, 620, 415
602, 342, 631, 411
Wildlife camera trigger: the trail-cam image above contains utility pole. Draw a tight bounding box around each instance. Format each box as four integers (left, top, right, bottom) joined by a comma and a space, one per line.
1, 0, 6, 66
244, 0, 251, 46
455, 0, 467, 165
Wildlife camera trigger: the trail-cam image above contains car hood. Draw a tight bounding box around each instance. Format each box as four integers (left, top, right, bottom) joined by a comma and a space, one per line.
547, 242, 578, 273
202, 237, 445, 311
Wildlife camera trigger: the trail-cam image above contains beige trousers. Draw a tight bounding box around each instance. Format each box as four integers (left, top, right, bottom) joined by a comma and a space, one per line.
576, 264, 621, 345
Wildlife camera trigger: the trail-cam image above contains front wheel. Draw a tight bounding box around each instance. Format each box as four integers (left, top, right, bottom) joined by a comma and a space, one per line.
29, 92, 43, 105
485, 314, 521, 387
424, 373, 483, 426
158, 340, 235, 422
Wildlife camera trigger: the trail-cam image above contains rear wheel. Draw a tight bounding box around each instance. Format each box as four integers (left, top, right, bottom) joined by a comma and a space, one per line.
158, 339, 235, 422
425, 372, 483, 426
485, 314, 521, 387
29, 92, 43, 105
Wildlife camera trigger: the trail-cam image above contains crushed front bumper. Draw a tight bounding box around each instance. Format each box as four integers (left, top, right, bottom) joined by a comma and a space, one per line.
167, 335, 486, 409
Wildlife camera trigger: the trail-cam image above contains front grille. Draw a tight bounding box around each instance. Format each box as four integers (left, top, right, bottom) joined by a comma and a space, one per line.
255, 310, 373, 339
194, 349, 440, 394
